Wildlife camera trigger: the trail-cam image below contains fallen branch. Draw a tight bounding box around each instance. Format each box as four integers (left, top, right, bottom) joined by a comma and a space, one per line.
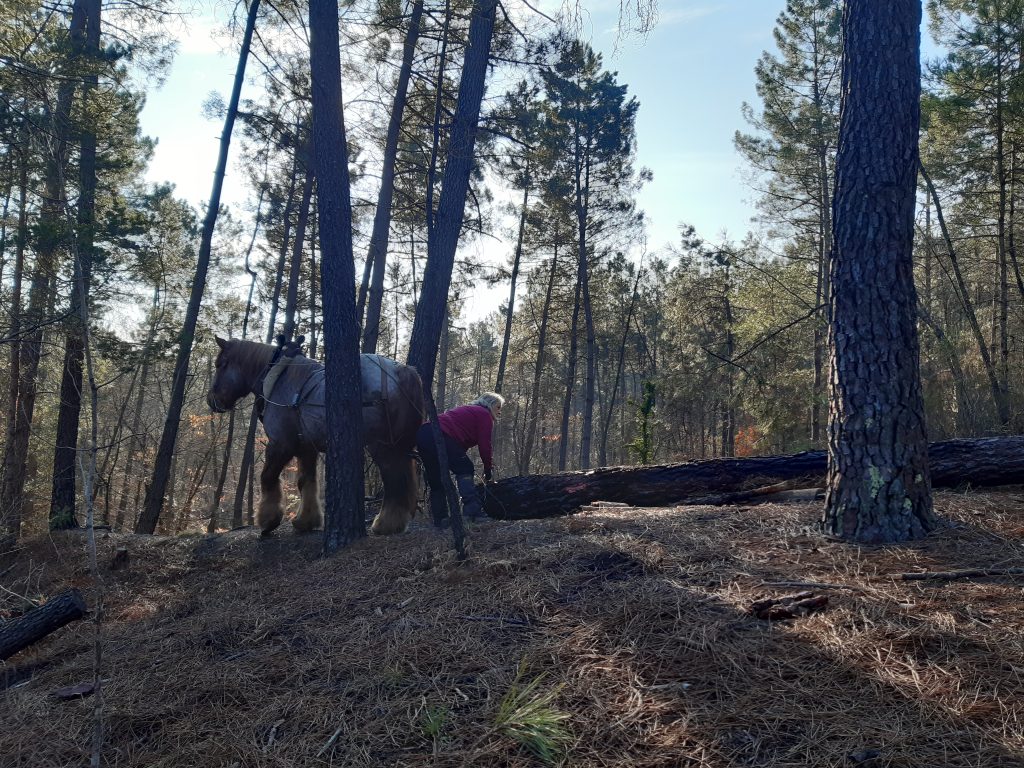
898, 567, 1024, 582
760, 580, 865, 592
749, 591, 830, 620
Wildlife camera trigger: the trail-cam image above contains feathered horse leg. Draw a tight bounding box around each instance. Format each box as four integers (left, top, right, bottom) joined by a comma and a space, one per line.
256, 442, 293, 535
292, 448, 323, 532
368, 363, 424, 535
370, 449, 418, 535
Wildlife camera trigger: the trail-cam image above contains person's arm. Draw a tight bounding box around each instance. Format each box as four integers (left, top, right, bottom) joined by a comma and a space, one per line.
478, 410, 494, 479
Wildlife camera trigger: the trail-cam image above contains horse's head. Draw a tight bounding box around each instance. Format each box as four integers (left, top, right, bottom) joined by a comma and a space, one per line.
207, 336, 253, 413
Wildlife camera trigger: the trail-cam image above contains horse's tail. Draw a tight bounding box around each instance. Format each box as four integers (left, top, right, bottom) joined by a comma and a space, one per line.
369, 361, 424, 536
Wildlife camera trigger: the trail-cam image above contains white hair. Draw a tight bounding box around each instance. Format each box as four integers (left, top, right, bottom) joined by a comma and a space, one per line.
473, 392, 505, 417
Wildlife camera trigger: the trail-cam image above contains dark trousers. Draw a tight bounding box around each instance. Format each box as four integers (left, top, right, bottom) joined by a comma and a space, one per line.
416, 423, 474, 521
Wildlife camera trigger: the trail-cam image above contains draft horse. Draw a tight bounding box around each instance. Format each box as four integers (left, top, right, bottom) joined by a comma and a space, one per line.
207, 337, 425, 536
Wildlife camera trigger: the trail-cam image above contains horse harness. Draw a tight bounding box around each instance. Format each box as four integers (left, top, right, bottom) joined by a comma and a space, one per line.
254, 338, 401, 447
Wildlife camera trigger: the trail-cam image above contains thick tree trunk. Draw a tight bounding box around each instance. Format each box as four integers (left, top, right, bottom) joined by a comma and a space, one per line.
823, 0, 933, 544
2, 160, 27, 487
484, 436, 1024, 520
50, 0, 101, 530
360, 0, 424, 353
136, 0, 260, 534
0, 589, 88, 661
310, 0, 366, 553
0, 0, 84, 538
407, 0, 497, 387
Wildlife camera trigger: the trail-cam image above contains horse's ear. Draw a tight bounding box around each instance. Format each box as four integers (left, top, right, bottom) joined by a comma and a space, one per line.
215, 336, 228, 350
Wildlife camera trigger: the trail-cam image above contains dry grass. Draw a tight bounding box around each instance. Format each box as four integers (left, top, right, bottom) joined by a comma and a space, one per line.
2, 489, 1024, 767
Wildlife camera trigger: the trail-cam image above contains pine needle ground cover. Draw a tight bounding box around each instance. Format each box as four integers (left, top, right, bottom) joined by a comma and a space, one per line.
2, 490, 1024, 767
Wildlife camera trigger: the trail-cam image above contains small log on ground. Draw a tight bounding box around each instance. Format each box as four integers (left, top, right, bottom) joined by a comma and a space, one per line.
0, 589, 88, 661
750, 591, 830, 620
482, 436, 1024, 520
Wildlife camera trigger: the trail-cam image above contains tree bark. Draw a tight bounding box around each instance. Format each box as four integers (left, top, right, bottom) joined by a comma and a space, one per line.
0, 589, 88, 661
50, 0, 101, 530
407, 0, 497, 388
0, 0, 84, 538
310, 0, 366, 554
136, 0, 261, 534
483, 436, 1024, 520
558, 279, 581, 471
823, 0, 933, 544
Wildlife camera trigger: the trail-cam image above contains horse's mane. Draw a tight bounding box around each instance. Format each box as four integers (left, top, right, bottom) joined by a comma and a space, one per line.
224, 339, 279, 386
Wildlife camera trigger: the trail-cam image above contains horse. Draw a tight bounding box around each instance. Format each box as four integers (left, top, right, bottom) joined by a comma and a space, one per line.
207, 337, 425, 536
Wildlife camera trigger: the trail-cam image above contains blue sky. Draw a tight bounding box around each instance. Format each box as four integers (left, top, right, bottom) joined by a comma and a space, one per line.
137, 2, 939, 319
140, 2, 785, 254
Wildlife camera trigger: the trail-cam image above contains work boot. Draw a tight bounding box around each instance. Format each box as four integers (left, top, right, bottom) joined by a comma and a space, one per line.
456, 474, 482, 520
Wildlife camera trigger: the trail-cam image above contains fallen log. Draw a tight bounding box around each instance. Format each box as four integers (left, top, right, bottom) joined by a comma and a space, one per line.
0, 589, 88, 661
898, 567, 1024, 581
482, 436, 1024, 520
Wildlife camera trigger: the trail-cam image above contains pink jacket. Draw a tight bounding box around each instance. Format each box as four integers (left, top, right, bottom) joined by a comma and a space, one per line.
439, 404, 494, 473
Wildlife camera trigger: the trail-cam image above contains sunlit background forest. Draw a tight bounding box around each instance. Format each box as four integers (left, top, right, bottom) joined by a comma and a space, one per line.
1, 0, 1020, 538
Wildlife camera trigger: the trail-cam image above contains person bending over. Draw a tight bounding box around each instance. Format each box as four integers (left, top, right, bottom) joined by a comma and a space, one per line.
416, 392, 504, 523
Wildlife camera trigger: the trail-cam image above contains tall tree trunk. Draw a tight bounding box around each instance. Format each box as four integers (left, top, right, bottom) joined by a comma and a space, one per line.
283, 158, 314, 341
233, 154, 298, 529
721, 260, 736, 458
598, 264, 642, 466
823, 0, 933, 543
406, 0, 496, 554
522, 250, 558, 474
361, 0, 424, 353
811, 33, 834, 446
919, 161, 1010, 426
2, 158, 28, 473
115, 287, 159, 530
0, 1, 85, 539
50, 0, 101, 529
136, 0, 261, 534
558, 279, 581, 471
495, 184, 529, 393
406, 0, 496, 386
576, 154, 596, 470
310, 0, 366, 554
206, 409, 235, 531
437, 302, 450, 410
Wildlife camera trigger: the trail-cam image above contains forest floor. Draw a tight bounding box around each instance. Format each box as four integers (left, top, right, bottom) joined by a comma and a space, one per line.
2, 489, 1024, 767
